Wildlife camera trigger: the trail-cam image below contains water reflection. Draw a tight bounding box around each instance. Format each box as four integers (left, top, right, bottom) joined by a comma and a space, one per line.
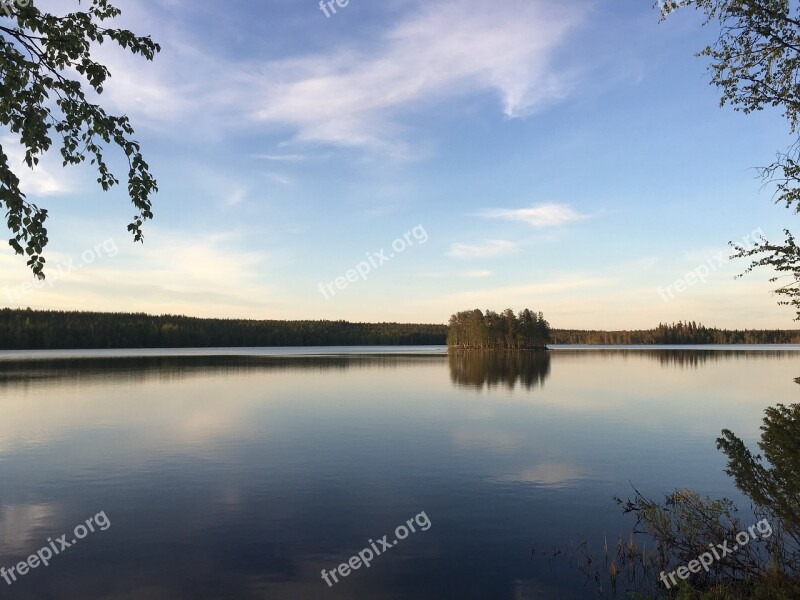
553, 348, 800, 369
0, 354, 445, 390
719, 403, 800, 548
448, 350, 551, 390
0, 349, 798, 599
650, 349, 800, 368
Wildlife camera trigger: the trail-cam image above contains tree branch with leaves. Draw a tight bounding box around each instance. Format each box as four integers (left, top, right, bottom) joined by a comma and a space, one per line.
0, 0, 159, 278
661, 0, 800, 319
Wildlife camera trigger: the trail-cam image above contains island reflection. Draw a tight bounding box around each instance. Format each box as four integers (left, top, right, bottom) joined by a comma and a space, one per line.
448, 350, 551, 391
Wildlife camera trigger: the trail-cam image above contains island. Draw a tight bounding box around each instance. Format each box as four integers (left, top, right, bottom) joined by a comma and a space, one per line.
446, 308, 550, 350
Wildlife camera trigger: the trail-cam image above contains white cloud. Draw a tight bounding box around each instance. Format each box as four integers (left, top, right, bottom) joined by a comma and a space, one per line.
264, 172, 294, 186
413, 272, 445, 278
0, 227, 290, 319
248, 1, 585, 149
251, 154, 309, 162
1, 136, 73, 197
223, 188, 247, 207
447, 240, 519, 259
441, 277, 615, 306
93, 0, 587, 151
462, 270, 492, 278
479, 203, 589, 228
414, 270, 492, 278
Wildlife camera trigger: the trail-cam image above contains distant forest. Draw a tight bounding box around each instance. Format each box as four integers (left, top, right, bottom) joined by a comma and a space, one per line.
0, 310, 799, 350
550, 321, 800, 345
0, 309, 445, 350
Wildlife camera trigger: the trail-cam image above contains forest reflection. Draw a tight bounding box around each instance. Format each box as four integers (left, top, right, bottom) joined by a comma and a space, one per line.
3, 350, 798, 394
652, 349, 800, 368
448, 350, 551, 391
0, 354, 444, 390
553, 349, 800, 368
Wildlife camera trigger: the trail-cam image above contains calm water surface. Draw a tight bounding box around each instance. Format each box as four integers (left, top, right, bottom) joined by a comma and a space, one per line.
0, 347, 798, 599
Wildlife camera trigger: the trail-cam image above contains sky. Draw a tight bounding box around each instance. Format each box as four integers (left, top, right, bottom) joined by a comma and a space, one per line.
0, 0, 797, 328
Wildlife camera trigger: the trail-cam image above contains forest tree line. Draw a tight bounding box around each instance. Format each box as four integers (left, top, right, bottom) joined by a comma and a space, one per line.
447, 309, 551, 349
550, 320, 800, 345
1, 310, 800, 349
0, 309, 446, 350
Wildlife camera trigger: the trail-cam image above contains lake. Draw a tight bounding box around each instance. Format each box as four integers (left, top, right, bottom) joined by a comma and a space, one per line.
0, 346, 798, 599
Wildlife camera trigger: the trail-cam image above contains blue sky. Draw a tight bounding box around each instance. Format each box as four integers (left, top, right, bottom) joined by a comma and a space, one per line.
0, 0, 796, 328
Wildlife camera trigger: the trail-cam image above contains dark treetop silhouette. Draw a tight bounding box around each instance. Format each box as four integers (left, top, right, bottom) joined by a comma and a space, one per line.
447, 308, 551, 350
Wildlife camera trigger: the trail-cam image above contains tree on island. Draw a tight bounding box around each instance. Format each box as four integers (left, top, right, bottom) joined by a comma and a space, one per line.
447, 308, 551, 349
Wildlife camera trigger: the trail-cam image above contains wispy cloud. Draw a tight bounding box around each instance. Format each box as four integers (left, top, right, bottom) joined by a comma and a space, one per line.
223, 188, 247, 207
264, 172, 294, 186
251, 154, 309, 162
478, 203, 589, 228
462, 270, 492, 278
0, 227, 289, 318
440, 277, 616, 306
96, 0, 587, 152
249, 1, 585, 149
447, 240, 519, 259
2, 136, 74, 197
